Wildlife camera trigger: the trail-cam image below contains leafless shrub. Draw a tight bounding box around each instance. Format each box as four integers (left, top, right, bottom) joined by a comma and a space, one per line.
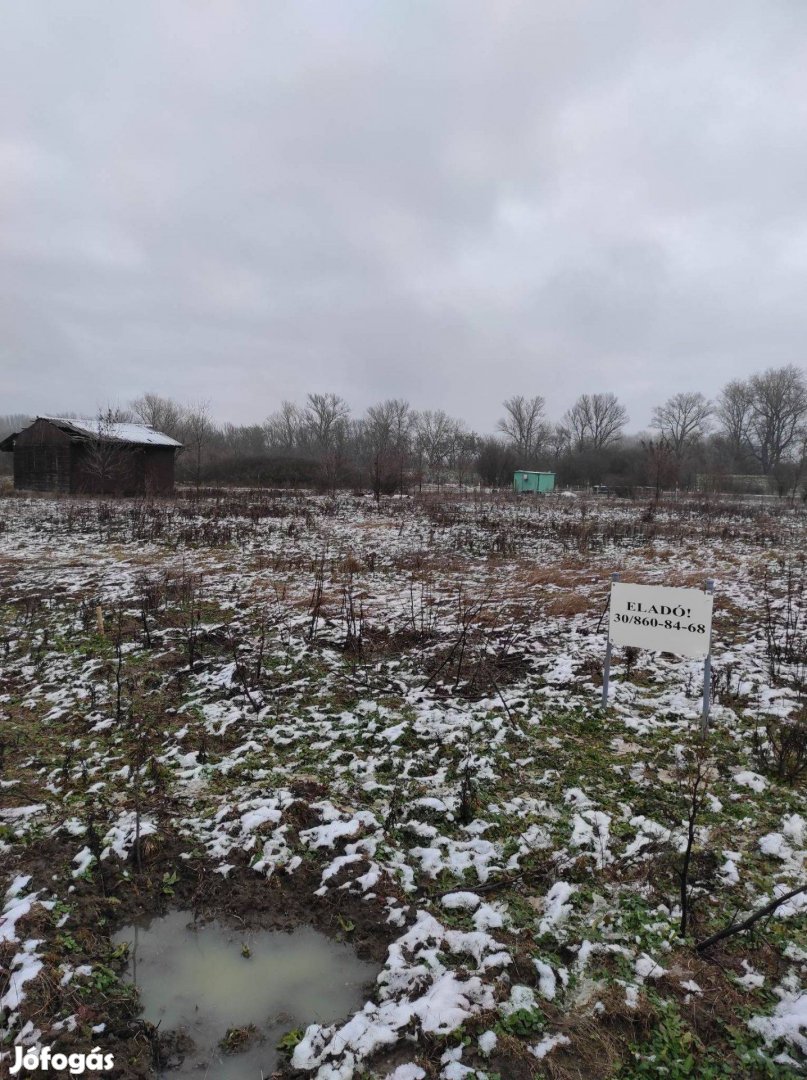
307, 554, 326, 641
762, 556, 807, 697
406, 578, 439, 641
340, 573, 365, 660
383, 783, 404, 834
457, 758, 476, 825
623, 646, 640, 681
422, 587, 488, 692
226, 614, 268, 715
424, 500, 460, 527
710, 661, 748, 706
752, 712, 807, 785
171, 572, 204, 669
676, 741, 713, 938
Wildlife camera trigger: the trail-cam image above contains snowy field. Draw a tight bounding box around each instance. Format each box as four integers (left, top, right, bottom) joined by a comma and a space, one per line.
2, 488, 807, 1078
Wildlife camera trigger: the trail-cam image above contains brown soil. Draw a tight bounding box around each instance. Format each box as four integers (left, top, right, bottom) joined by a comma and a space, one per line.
0, 832, 400, 1079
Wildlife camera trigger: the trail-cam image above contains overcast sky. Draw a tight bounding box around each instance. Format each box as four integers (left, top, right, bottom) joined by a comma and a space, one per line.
3, 2, 807, 433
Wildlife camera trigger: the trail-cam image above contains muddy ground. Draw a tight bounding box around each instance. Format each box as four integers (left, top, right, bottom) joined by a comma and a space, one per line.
2, 489, 807, 1078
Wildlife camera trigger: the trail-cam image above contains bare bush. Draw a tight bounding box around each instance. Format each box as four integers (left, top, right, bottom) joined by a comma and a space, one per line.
752, 712, 807, 785
762, 556, 807, 697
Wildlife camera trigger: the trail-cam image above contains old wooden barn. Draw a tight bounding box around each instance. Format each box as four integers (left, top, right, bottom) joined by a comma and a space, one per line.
0, 416, 182, 496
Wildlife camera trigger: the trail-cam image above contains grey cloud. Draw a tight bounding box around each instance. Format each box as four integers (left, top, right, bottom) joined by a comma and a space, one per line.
2, 1, 807, 430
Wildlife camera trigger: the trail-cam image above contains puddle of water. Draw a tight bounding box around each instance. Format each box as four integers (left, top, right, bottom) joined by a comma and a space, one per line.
112, 910, 378, 1079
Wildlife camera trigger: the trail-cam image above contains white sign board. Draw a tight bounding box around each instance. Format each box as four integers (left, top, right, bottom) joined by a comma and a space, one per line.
608, 582, 713, 660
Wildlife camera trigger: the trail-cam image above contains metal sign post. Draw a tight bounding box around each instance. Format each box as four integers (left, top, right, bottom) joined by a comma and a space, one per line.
700, 578, 715, 735
601, 572, 620, 708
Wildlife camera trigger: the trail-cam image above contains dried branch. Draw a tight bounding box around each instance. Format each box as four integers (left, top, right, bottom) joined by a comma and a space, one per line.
696, 885, 807, 952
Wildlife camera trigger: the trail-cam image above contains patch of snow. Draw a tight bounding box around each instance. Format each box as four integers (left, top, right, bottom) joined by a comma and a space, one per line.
635, 953, 667, 982
748, 973, 807, 1054
478, 1030, 497, 1056
537, 881, 577, 936
530, 1033, 570, 1059
440, 892, 481, 912
385, 1067, 426, 1080
733, 771, 767, 792
737, 961, 764, 991
534, 959, 557, 1000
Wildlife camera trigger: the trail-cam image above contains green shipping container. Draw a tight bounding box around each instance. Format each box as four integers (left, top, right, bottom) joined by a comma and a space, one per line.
513, 470, 555, 493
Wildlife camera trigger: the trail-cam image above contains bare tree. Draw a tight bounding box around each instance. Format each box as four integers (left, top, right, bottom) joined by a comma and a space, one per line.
651, 392, 712, 462
716, 378, 754, 458
415, 409, 456, 488
0, 413, 31, 475
497, 395, 547, 463
96, 402, 134, 423
564, 393, 628, 451
475, 437, 518, 488
747, 365, 807, 473
717, 368, 807, 474
0, 413, 32, 439
449, 427, 478, 487
264, 400, 304, 452
772, 431, 807, 501
221, 422, 266, 456
388, 398, 415, 492
181, 402, 213, 489
130, 393, 183, 438
641, 435, 677, 498
304, 393, 350, 450
83, 407, 131, 493
548, 423, 571, 461
362, 398, 414, 500
303, 393, 350, 491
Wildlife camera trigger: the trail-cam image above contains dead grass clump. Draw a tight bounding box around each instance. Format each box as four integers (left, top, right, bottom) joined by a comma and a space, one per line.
420, 637, 529, 699
10, 901, 54, 940
521, 560, 590, 589
0, 939, 18, 977
390, 549, 431, 573
544, 984, 657, 1080
473, 603, 511, 628
546, 592, 593, 618
663, 946, 774, 1052
712, 598, 750, 634
332, 553, 365, 579
577, 656, 604, 685
362, 624, 436, 657
484, 1029, 546, 1079
291, 588, 339, 611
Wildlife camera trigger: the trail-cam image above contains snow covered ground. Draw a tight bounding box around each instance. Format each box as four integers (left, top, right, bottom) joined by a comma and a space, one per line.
1, 489, 807, 1078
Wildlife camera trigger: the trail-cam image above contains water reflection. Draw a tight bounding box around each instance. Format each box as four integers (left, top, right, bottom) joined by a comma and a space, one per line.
113, 910, 377, 1078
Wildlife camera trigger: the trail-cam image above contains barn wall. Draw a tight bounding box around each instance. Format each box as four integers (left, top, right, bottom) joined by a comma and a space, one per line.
72, 443, 146, 496
73, 444, 175, 495
13, 419, 73, 492
12, 420, 177, 495
143, 448, 176, 495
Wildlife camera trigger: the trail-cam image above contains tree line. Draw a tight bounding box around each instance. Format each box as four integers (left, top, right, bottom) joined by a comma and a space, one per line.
2, 364, 806, 495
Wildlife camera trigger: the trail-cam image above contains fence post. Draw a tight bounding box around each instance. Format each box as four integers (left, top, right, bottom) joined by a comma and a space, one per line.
700, 578, 715, 735
601, 572, 620, 709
